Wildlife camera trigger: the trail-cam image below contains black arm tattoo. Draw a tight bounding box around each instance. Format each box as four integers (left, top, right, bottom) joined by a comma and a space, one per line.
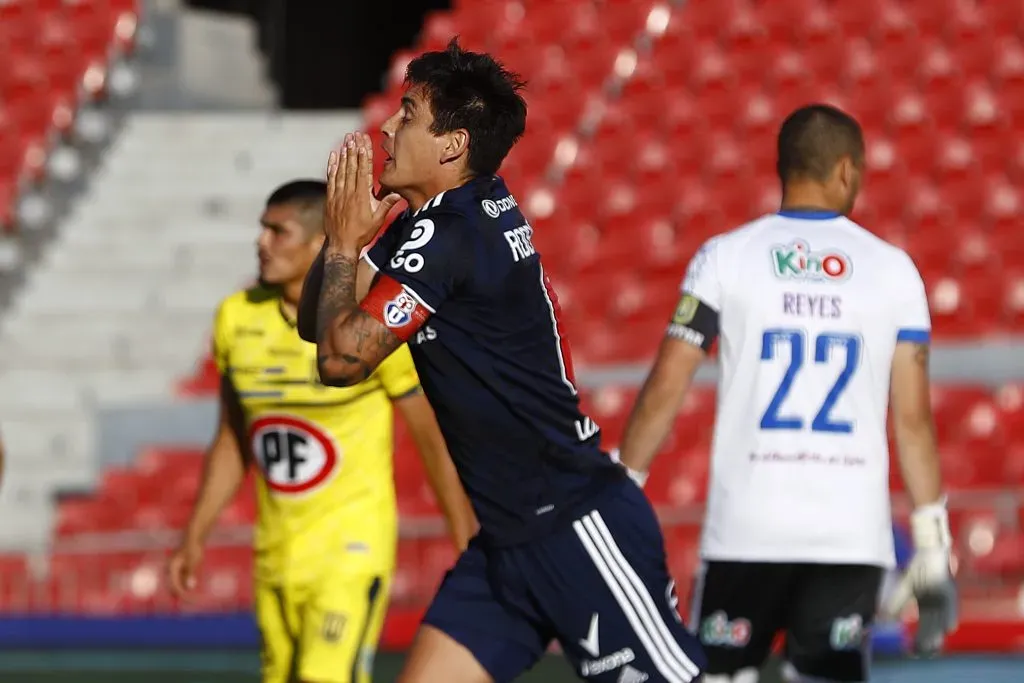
316, 251, 359, 342
315, 250, 403, 387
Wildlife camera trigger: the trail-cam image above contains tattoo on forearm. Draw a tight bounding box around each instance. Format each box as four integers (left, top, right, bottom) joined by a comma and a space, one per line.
316, 252, 360, 343
913, 343, 929, 368
315, 252, 403, 385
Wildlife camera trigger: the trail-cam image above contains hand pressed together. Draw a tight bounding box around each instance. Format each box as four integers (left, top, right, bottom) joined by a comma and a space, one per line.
324, 132, 401, 257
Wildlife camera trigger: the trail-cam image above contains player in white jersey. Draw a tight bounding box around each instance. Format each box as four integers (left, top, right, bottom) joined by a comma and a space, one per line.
616, 105, 956, 682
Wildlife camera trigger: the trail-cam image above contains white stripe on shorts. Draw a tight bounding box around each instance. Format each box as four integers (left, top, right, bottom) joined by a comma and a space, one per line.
573, 510, 700, 683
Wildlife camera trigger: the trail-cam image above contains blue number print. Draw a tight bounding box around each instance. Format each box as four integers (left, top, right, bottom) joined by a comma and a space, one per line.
759, 329, 805, 430
811, 333, 860, 433
759, 329, 861, 434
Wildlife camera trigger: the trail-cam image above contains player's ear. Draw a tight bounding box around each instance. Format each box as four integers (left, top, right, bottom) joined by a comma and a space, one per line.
838, 156, 856, 190
439, 129, 470, 165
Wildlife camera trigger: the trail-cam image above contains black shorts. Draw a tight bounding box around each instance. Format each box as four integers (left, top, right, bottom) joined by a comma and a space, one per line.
690, 561, 883, 682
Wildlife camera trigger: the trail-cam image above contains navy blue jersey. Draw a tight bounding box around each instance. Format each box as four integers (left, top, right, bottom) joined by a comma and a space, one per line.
365, 176, 622, 545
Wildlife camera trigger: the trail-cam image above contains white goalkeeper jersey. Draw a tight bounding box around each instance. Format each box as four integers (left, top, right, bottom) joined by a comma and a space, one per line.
681, 210, 931, 569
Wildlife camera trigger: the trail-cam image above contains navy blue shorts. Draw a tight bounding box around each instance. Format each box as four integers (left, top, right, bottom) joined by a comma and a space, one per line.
422, 478, 706, 683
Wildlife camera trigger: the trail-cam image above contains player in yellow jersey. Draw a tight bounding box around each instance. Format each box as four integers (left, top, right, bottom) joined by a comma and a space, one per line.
168, 180, 476, 683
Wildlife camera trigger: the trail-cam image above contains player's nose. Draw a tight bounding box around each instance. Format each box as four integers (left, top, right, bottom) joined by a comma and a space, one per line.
380, 111, 399, 137
256, 230, 272, 253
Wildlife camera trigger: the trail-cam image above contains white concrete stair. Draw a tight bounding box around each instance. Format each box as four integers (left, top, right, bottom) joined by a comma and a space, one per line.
0, 111, 362, 549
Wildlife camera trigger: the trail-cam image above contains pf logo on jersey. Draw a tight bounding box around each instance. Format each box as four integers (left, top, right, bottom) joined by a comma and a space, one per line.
771, 240, 852, 282
249, 415, 340, 494
383, 291, 418, 328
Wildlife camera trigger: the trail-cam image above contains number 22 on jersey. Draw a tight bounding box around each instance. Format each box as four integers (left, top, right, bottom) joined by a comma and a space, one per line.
759, 328, 862, 434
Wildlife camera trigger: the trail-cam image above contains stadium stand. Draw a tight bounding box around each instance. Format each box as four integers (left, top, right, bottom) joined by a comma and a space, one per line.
1, 0, 1024, 660
0, 112, 349, 552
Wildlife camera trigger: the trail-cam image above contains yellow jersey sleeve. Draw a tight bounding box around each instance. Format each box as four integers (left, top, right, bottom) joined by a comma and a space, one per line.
376, 344, 421, 399
212, 294, 236, 375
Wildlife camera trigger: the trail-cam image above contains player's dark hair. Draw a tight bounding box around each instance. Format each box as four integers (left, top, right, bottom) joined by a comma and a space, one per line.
776, 105, 865, 184
405, 38, 527, 177
266, 179, 326, 236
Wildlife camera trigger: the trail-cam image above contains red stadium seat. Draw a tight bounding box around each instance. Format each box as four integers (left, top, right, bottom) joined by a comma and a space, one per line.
871, 3, 922, 80
932, 136, 985, 219
721, 8, 772, 82
992, 38, 1024, 120
963, 85, 1011, 170
888, 90, 937, 173
796, 7, 845, 83
757, 0, 819, 44
918, 43, 965, 130
600, 1, 650, 45
983, 2, 1024, 38
826, 0, 887, 37
863, 138, 909, 218
684, 0, 744, 41
841, 40, 891, 132
945, 4, 996, 79
1004, 272, 1024, 333
768, 51, 815, 113
735, 91, 780, 176
689, 52, 747, 124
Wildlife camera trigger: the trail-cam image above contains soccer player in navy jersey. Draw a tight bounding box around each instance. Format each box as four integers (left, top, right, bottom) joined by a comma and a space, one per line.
297, 40, 705, 683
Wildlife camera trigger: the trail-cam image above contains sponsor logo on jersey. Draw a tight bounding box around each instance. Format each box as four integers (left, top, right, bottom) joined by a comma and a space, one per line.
580, 648, 636, 677
699, 610, 752, 648
321, 612, 347, 643
617, 665, 649, 683
233, 325, 265, 338
482, 194, 518, 218
829, 614, 866, 650
771, 240, 851, 281
383, 291, 418, 328
249, 414, 340, 494
574, 416, 600, 441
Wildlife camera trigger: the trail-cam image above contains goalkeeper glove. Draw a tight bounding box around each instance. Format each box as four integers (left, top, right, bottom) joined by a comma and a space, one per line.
608, 448, 648, 488
883, 500, 958, 655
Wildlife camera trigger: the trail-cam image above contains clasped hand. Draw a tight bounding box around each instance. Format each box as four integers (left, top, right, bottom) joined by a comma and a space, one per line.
325, 132, 401, 255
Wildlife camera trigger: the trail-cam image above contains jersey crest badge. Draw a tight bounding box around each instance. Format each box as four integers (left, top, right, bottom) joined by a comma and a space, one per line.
383, 291, 418, 328
771, 240, 851, 281
672, 294, 699, 325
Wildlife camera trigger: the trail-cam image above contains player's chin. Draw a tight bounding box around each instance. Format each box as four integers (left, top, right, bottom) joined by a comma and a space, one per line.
378, 163, 396, 187
257, 269, 283, 288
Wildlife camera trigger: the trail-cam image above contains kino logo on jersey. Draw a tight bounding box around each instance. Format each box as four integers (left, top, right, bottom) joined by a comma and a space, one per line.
772, 240, 851, 281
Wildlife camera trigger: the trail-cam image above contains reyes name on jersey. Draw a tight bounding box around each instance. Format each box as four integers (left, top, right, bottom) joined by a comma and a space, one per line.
364, 176, 622, 546
674, 211, 931, 568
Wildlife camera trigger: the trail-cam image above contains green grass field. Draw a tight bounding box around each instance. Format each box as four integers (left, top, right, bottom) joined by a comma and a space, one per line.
2, 651, 1021, 682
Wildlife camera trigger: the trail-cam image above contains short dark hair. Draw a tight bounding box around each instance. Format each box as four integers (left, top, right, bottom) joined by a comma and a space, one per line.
405, 38, 527, 177
266, 179, 325, 235
776, 105, 865, 183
